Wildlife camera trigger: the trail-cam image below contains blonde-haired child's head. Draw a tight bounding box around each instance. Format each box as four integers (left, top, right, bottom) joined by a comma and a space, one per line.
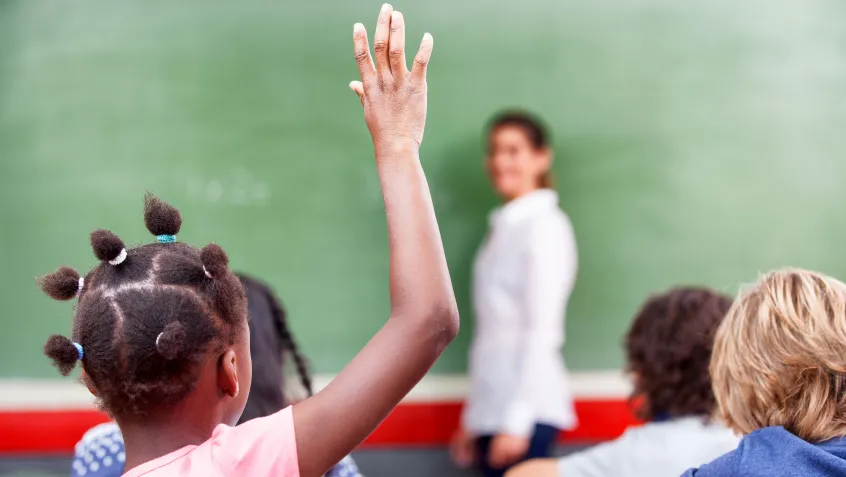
711, 268, 846, 442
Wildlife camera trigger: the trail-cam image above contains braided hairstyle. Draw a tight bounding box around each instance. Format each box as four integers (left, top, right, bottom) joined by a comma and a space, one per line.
238, 275, 313, 398
39, 194, 247, 419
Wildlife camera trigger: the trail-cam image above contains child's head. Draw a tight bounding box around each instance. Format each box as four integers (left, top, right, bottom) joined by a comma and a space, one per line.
39, 194, 251, 425
711, 268, 846, 442
626, 287, 733, 421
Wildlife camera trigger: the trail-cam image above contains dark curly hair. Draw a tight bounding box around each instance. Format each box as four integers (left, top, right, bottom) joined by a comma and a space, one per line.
38, 194, 247, 419
625, 287, 733, 421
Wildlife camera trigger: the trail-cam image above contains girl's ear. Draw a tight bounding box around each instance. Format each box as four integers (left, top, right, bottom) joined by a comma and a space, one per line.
217, 350, 240, 398
81, 369, 99, 397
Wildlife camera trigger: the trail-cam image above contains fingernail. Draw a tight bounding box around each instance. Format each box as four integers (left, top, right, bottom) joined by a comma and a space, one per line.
382, 3, 392, 12
349, 81, 357, 90
392, 11, 402, 20
354, 23, 364, 33
423, 32, 433, 43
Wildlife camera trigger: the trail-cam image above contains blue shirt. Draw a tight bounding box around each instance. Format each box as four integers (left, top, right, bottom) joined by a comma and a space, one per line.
682, 426, 846, 477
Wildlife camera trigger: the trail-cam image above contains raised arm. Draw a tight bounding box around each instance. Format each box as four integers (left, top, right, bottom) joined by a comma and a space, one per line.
292, 5, 459, 476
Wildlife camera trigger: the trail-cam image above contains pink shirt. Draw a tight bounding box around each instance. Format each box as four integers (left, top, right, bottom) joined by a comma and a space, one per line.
122, 406, 299, 477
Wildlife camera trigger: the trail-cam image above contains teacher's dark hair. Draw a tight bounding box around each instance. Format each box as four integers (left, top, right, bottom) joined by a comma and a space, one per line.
488, 111, 553, 188
625, 287, 733, 421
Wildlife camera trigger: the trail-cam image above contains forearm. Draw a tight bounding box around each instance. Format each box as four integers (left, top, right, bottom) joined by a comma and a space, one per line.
376, 142, 458, 327
293, 144, 458, 476
294, 8, 457, 475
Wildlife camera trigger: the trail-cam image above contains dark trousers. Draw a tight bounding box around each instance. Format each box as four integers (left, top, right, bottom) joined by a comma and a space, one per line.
474, 423, 560, 477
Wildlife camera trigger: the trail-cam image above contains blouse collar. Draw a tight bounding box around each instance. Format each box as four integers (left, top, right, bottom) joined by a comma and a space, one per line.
489, 188, 559, 228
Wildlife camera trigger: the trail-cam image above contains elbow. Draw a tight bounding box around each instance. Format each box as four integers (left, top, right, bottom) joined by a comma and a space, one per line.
406, 299, 460, 348
440, 301, 460, 344
428, 300, 460, 347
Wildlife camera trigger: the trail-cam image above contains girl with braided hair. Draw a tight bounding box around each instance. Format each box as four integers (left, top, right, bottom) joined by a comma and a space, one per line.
40, 6, 456, 476
69, 274, 362, 477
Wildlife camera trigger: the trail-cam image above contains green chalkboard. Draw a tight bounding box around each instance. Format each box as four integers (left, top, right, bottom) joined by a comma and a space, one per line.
3, 0, 846, 378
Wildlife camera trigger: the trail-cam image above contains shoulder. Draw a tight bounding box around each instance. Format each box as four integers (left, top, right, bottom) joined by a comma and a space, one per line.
556, 421, 729, 476
729, 426, 805, 462
681, 445, 741, 476
681, 425, 792, 477
79, 421, 122, 444
614, 420, 739, 471
556, 430, 630, 476
209, 407, 299, 474
609, 420, 679, 448
525, 208, 576, 252
326, 455, 363, 477
530, 205, 573, 233
73, 422, 125, 477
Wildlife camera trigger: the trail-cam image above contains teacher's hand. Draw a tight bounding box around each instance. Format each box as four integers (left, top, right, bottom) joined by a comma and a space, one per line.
488, 433, 530, 469
449, 428, 476, 469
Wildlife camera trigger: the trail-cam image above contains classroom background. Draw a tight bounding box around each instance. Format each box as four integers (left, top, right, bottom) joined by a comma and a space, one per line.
2, 0, 846, 476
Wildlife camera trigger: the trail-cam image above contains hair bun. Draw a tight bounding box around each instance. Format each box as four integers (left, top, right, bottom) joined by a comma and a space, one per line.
144, 193, 182, 237
44, 335, 80, 376
156, 321, 186, 361
90, 229, 127, 265
200, 243, 229, 279
38, 267, 83, 301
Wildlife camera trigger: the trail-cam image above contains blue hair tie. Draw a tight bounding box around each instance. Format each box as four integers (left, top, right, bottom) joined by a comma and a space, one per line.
157, 234, 176, 243
72, 342, 84, 361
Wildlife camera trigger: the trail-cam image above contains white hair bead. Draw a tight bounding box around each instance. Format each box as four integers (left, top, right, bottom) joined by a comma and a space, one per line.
77, 277, 85, 296
202, 265, 213, 279
108, 248, 127, 266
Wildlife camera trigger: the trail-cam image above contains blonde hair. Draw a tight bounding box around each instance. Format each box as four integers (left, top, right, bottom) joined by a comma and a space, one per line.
711, 268, 846, 442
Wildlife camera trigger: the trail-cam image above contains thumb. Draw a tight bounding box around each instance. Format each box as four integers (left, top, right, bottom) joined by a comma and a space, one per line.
349, 81, 365, 106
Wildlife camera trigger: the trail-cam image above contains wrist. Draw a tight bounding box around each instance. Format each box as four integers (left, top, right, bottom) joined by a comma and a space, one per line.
374, 137, 420, 158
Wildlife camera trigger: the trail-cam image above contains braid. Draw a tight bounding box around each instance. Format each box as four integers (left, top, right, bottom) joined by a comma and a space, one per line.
241, 275, 313, 397
269, 294, 314, 397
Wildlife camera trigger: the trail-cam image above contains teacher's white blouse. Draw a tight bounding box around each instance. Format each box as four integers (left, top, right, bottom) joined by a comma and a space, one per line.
463, 189, 578, 436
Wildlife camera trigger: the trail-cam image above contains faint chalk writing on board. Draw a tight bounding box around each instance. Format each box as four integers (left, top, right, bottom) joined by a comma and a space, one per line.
185, 170, 271, 206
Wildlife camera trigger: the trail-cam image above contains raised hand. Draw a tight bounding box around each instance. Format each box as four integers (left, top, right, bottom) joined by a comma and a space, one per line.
292, 6, 456, 477
350, 4, 432, 151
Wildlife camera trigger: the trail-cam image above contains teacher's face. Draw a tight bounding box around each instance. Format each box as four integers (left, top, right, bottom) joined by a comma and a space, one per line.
486, 126, 551, 201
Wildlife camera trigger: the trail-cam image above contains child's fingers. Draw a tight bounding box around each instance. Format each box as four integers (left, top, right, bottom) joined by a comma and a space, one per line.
373, 3, 394, 81
410, 33, 433, 86
388, 11, 406, 76
353, 23, 375, 85
349, 81, 365, 106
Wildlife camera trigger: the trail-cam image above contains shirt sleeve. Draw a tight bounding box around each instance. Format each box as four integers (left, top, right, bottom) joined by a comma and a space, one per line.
556, 438, 625, 477
71, 422, 126, 477
326, 455, 363, 477
501, 217, 578, 436
211, 406, 300, 476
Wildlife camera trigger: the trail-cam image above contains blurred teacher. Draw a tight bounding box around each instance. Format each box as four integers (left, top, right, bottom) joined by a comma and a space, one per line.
451, 112, 578, 477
